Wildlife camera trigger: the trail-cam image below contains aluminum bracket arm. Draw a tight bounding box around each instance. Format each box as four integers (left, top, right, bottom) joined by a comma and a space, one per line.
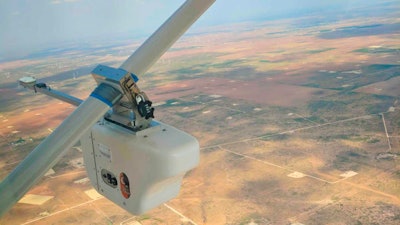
18, 77, 83, 106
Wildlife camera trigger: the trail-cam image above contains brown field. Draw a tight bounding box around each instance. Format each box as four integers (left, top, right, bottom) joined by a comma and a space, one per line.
0, 99, 74, 139
149, 77, 336, 107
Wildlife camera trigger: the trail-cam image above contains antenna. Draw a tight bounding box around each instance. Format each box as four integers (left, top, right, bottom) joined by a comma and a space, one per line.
0, 0, 215, 216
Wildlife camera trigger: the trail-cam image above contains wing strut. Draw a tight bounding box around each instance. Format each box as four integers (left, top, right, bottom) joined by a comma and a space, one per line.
120, 0, 215, 76
0, 0, 215, 216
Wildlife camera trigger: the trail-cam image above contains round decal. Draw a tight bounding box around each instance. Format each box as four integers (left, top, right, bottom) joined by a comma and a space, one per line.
119, 172, 131, 199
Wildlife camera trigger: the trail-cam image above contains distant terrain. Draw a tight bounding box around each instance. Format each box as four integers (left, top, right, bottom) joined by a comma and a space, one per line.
0, 1, 399, 224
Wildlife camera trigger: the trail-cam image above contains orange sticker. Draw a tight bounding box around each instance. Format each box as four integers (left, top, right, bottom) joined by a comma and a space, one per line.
119, 172, 131, 199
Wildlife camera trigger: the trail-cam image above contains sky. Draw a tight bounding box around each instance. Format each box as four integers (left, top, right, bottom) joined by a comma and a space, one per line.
0, 0, 389, 61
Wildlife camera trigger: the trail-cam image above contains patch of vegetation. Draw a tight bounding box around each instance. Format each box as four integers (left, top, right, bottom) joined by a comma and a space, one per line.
226, 152, 245, 161
259, 133, 276, 139
164, 99, 179, 106
194, 62, 212, 70
347, 151, 361, 157
176, 109, 203, 118
333, 150, 367, 170
271, 134, 289, 141
293, 117, 305, 123
303, 64, 400, 91
319, 134, 380, 143
367, 138, 380, 143
293, 115, 325, 124
313, 90, 326, 95
170, 67, 203, 75
303, 83, 321, 88
307, 48, 335, 54
12, 137, 26, 145
238, 213, 270, 225
259, 59, 271, 63
154, 88, 194, 96
366, 64, 399, 72
309, 115, 325, 123
136, 214, 163, 223
269, 49, 286, 53
318, 23, 400, 39
211, 59, 244, 68
162, 99, 198, 109
318, 134, 351, 142
337, 92, 396, 115
353, 47, 399, 54
366, 101, 393, 114
266, 31, 288, 36
308, 100, 346, 113
319, 29, 331, 33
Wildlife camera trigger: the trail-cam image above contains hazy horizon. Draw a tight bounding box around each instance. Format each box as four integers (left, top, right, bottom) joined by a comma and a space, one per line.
0, 0, 397, 61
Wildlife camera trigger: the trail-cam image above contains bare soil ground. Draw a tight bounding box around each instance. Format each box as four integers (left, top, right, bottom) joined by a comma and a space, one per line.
148, 77, 335, 107
1, 6, 400, 225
